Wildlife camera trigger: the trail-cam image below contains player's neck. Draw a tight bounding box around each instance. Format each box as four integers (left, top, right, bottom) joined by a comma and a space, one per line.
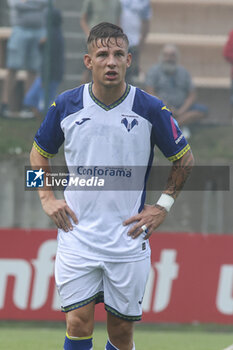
92, 81, 127, 106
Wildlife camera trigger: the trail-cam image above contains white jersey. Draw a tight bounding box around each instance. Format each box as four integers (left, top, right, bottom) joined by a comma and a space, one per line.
34, 83, 189, 262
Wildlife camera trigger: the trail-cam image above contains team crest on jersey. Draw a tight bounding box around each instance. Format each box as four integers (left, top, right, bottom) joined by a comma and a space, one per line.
75, 118, 91, 125
121, 118, 138, 132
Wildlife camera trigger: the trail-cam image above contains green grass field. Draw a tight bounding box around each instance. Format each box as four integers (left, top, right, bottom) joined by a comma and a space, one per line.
0, 322, 232, 350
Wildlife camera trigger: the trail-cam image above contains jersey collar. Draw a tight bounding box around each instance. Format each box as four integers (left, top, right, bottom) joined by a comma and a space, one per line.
88, 82, 131, 111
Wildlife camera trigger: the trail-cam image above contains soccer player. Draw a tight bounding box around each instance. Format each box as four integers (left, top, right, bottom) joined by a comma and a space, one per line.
30, 22, 194, 350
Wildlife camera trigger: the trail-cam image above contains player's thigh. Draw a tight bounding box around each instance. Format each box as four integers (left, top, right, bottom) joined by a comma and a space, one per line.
55, 251, 103, 312
103, 257, 151, 321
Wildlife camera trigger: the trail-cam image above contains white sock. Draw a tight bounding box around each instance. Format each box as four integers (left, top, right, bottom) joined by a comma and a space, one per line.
105, 340, 135, 350
105, 339, 119, 349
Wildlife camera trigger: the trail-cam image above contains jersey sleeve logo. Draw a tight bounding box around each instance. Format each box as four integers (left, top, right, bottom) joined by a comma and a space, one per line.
170, 116, 178, 140
51, 102, 56, 107
161, 106, 171, 112
121, 117, 138, 132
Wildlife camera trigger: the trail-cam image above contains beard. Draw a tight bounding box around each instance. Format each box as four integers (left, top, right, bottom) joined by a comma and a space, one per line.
161, 62, 177, 74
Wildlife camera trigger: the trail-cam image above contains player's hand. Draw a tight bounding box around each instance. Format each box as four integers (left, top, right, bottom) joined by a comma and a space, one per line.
41, 197, 78, 232
123, 204, 167, 240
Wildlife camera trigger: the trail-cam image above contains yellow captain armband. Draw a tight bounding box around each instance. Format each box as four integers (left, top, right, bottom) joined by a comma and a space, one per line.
33, 141, 55, 159
167, 144, 190, 162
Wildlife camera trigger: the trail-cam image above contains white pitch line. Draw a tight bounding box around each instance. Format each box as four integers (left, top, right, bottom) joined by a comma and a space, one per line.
223, 345, 233, 350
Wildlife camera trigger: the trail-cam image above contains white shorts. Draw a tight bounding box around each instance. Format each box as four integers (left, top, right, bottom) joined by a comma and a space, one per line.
55, 252, 151, 321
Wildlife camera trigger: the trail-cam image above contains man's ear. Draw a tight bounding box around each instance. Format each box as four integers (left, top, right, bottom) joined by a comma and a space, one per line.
84, 54, 92, 70
127, 52, 132, 68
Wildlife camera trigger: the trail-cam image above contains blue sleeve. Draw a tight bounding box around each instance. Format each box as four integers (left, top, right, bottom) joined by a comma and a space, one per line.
152, 100, 190, 161
33, 100, 64, 158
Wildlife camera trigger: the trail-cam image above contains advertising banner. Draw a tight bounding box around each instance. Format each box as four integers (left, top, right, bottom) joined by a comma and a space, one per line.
0, 228, 233, 324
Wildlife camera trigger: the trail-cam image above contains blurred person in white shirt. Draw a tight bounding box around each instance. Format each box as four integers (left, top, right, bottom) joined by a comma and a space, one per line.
120, 0, 152, 83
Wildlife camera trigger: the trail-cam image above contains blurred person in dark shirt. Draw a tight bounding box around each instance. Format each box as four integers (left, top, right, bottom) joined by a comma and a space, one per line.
80, 0, 121, 37
21, 7, 64, 118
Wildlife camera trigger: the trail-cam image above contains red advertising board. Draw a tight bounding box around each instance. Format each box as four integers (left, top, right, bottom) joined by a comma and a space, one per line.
0, 228, 233, 323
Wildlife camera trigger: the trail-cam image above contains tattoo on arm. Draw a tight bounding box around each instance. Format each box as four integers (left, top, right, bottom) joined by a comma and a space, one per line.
164, 150, 194, 199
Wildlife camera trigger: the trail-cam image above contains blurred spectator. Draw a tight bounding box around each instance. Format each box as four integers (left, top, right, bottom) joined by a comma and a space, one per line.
223, 30, 233, 123
80, 0, 121, 37
120, 0, 152, 83
21, 7, 64, 118
145, 44, 207, 136
0, 0, 48, 118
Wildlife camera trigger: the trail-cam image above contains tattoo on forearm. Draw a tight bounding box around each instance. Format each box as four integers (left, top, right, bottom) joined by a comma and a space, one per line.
165, 150, 194, 199
154, 204, 166, 211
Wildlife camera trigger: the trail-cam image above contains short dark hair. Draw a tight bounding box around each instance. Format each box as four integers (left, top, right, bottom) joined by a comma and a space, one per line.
87, 22, 129, 48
